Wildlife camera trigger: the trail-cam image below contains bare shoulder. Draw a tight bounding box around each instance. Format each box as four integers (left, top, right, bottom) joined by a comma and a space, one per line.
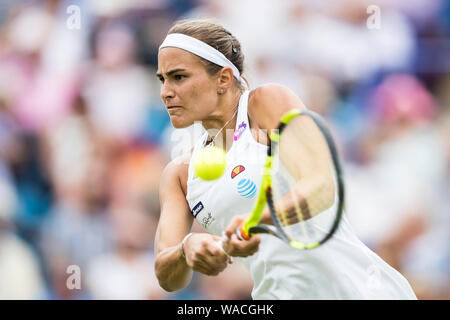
248, 83, 307, 131
160, 152, 192, 197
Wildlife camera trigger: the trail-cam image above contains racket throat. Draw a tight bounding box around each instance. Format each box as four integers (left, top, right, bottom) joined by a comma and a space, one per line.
249, 224, 279, 237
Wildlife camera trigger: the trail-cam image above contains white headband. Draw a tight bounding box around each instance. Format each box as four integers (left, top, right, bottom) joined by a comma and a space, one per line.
159, 33, 244, 85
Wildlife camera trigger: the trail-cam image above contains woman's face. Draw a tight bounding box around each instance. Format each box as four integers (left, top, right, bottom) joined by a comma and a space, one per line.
157, 47, 219, 128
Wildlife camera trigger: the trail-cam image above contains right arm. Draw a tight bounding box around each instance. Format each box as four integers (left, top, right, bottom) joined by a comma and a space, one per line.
154, 155, 231, 292
154, 156, 194, 292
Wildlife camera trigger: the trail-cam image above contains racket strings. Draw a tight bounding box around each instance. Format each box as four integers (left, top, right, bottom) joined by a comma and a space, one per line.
271, 115, 338, 244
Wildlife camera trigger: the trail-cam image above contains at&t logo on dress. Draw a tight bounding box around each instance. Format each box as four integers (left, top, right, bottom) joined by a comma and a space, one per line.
237, 178, 257, 199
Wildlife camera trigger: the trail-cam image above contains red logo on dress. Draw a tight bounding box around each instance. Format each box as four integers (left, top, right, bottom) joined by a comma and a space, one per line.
231, 165, 245, 179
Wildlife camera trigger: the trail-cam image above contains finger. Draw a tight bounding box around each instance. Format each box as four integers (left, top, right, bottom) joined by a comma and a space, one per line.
195, 235, 227, 258
195, 249, 221, 265
191, 263, 212, 275
191, 255, 227, 275
247, 234, 261, 247
225, 216, 245, 239
207, 244, 229, 263
227, 234, 260, 256
230, 233, 260, 249
199, 246, 229, 269
193, 264, 223, 276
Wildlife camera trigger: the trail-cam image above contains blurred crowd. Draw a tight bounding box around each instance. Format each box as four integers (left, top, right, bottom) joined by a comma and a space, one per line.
0, 0, 448, 300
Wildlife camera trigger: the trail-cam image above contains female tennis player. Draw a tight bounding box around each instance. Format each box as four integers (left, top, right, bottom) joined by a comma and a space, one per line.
154, 19, 417, 299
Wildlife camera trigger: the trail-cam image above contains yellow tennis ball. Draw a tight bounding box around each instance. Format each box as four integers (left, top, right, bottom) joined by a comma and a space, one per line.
194, 146, 226, 181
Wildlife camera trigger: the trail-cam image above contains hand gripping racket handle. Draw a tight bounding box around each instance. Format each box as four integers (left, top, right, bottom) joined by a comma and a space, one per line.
236, 223, 251, 240
215, 225, 250, 257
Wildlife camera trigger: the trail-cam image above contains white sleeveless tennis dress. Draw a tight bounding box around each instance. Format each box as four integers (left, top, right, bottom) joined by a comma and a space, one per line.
186, 90, 417, 300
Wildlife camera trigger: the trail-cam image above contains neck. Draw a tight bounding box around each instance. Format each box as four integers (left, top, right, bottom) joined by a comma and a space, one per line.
203, 90, 242, 149
202, 89, 241, 130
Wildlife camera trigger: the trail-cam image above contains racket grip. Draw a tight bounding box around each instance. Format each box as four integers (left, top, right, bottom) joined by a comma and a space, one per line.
236, 223, 251, 240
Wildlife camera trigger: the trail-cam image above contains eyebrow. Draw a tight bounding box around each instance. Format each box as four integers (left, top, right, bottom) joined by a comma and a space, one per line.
156, 68, 186, 78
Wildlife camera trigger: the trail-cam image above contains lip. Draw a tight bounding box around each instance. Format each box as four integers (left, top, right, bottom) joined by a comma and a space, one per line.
166, 105, 183, 110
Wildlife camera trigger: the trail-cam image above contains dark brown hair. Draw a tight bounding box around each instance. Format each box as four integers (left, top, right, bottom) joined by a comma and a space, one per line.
167, 19, 247, 91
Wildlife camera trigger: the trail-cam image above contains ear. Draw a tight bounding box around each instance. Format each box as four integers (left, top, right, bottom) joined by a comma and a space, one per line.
217, 67, 234, 92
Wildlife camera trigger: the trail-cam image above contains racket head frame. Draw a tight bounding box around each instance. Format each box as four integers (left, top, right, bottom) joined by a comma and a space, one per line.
241, 109, 345, 250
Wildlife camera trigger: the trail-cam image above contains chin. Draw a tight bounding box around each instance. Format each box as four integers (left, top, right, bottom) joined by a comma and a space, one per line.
170, 117, 193, 129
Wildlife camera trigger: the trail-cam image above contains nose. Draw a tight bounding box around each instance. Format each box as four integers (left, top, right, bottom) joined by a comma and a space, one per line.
160, 80, 175, 104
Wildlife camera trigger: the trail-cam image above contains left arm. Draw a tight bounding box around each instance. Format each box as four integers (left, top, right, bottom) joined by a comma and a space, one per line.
248, 84, 335, 225
248, 84, 307, 224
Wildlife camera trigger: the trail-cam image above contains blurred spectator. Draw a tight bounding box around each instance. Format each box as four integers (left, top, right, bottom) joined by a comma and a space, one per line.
0, 171, 46, 299
399, 87, 450, 300
82, 22, 153, 144
0, 128, 53, 242
289, 0, 415, 85
377, 0, 444, 32
3, 3, 80, 133
38, 96, 113, 299
344, 74, 445, 274
107, 144, 167, 208
86, 144, 169, 299
85, 199, 170, 299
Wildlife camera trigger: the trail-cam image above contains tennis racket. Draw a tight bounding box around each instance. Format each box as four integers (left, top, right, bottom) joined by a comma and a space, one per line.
220, 108, 344, 251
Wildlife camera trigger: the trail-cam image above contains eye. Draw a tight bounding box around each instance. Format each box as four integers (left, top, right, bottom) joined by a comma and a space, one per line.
174, 74, 185, 81
157, 75, 164, 83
